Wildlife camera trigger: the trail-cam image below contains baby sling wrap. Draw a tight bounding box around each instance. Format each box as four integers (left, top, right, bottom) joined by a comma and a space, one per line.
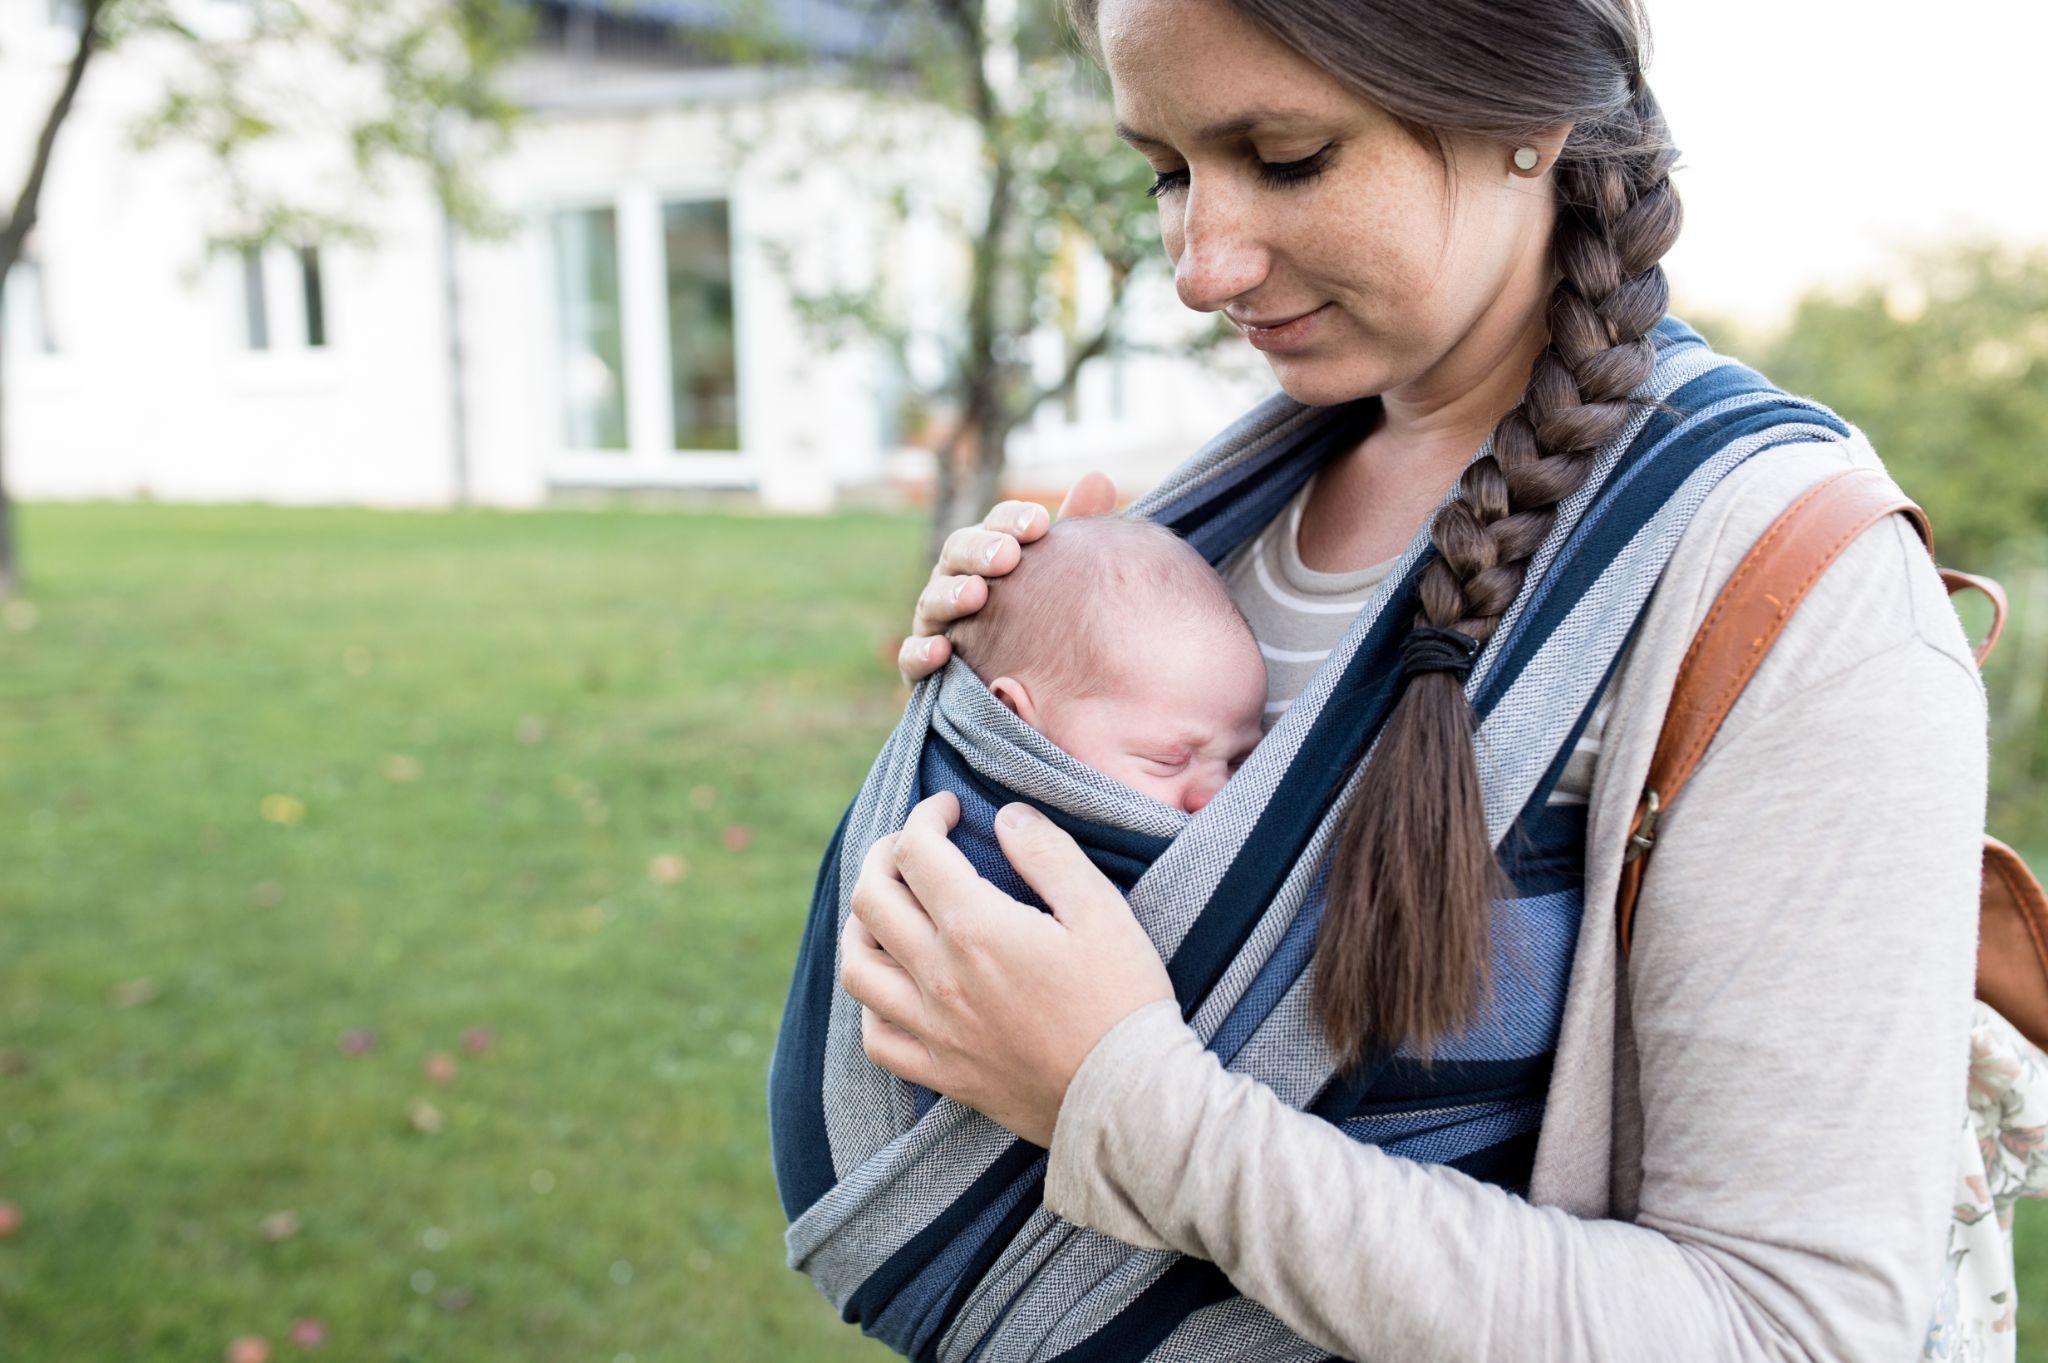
767, 317, 1855, 1362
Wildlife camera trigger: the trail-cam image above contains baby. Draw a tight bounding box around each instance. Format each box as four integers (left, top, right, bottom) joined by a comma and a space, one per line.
946, 515, 1267, 816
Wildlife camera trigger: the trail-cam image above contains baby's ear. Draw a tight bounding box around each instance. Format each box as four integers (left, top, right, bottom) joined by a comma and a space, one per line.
988, 675, 1038, 726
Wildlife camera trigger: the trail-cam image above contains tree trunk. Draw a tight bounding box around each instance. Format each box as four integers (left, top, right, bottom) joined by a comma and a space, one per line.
927, 0, 1014, 561
0, 0, 103, 598
966, 406, 1009, 526
929, 418, 965, 562
0, 316, 12, 598
927, 329, 1006, 557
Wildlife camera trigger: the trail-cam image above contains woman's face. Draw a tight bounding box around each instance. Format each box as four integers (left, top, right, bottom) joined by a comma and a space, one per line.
1097, 0, 1557, 407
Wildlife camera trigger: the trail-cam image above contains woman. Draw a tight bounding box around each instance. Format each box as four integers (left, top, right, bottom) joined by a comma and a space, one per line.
826, 0, 1989, 1357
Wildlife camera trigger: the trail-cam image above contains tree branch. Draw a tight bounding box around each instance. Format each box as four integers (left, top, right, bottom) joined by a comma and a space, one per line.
1, 0, 106, 277
930, 0, 994, 126
1022, 260, 1134, 415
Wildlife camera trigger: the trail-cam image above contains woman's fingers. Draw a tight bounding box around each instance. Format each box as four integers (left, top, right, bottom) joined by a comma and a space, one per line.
904, 788, 963, 835
839, 913, 926, 1028
859, 1007, 936, 1088
992, 802, 1176, 1025
1056, 472, 1117, 521
981, 500, 1051, 542
850, 833, 940, 973
896, 491, 1096, 686
893, 794, 992, 938
897, 631, 951, 683
938, 523, 1024, 580
914, 572, 989, 633
901, 527, 1023, 684
991, 802, 1121, 928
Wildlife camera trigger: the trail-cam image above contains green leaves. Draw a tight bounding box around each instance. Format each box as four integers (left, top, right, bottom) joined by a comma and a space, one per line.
718, 0, 1169, 529
122, 0, 530, 250
1756, 242, 2048, 843
1760, 241, 2048, 569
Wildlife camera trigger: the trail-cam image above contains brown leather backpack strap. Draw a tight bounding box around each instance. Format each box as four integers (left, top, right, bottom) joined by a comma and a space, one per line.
1616, 466, 1932, 957
1978, 836, 2048, 1048
1941, 568, 2008, 668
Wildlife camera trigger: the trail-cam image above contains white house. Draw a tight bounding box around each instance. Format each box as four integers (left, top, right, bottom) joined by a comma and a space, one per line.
0, 0, 1271, 514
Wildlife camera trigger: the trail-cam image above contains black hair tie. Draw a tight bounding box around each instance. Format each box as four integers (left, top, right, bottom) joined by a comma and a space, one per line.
1400, 624, 1482, 681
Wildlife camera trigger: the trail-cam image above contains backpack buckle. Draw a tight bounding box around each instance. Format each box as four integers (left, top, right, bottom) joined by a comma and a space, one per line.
1623, 789, 1661, 864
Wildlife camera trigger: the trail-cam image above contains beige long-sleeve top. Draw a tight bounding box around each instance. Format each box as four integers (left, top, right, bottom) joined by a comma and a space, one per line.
1043, 430, 1992, 1361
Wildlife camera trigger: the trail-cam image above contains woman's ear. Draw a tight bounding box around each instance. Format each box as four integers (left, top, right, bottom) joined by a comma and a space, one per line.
989, 675, 1039, 727
1509, 121, 1576, 178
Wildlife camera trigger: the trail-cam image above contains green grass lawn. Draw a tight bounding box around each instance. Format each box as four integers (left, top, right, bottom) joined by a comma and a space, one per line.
0, 503, 912, 1360
4, 502, 2046, 1360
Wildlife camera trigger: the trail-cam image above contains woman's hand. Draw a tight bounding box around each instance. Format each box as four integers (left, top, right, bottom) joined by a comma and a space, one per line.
897, 473, 1118, 684
839, 791, 1175, 1147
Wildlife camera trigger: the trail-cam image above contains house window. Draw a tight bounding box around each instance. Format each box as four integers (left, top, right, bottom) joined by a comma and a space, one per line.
234, 243, 327, 351
46, 0, 85, 32
240, 246, 269, 350
662, 199, 740, 451
3, 258, 58, 355
545, 190, 748, 475
299, 246, 326, 348
551, 206, 628, 451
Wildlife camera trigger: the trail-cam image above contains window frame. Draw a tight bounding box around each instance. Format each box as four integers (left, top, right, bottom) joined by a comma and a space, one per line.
537, 182, 752, 491
2, 256, 60, 357
660, 194, 743, 456
226, 242, 332, 357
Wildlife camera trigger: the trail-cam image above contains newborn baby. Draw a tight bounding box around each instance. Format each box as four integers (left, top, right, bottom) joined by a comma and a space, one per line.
946, 515, 1267, 815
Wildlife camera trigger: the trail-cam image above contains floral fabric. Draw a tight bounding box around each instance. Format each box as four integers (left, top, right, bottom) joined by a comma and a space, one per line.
1924, 1002, 2048, 1362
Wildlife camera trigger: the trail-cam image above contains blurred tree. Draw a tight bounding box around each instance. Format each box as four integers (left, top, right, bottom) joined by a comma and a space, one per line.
1758, 241, 2048, 569
725, 0, 1220, 551
0, 0, 528, 596
1759, 241, 2048, 840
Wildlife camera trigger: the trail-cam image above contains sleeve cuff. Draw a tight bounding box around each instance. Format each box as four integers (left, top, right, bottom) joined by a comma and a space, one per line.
1044, 997, 1207, 1249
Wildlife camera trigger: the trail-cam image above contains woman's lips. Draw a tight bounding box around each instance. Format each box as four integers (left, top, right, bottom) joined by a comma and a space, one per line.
1239, 303, 1331, 353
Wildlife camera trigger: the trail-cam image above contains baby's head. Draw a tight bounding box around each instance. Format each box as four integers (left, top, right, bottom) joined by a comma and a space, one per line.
948, 516, 1266, 815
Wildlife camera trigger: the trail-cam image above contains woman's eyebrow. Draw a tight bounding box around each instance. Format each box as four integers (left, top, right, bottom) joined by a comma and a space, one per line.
1114, 107, 1326, 149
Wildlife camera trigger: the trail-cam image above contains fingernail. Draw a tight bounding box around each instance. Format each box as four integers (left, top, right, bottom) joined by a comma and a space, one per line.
998, 803, 1043, 830
949, 581, 964, 608
921, 638, 935, 663
1014, 510, 1039, 535
981, 542, 1000, 569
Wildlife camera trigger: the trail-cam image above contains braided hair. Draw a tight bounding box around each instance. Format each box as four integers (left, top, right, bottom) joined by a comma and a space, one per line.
1062, 0, 1683, 1063
1319, 82, 1682, 1065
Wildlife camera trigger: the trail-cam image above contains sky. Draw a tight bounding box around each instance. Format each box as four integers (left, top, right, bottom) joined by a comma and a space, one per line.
1648, 0, 2048, 325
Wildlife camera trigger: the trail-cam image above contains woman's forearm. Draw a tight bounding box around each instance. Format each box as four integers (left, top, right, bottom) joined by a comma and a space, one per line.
1047, 998, 1807, 1360
1048, 612, 1986, 1360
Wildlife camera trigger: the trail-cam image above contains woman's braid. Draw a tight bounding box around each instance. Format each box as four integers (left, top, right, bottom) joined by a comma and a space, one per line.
1419, 89, 1683, 647
1314, 84, 1684, 1066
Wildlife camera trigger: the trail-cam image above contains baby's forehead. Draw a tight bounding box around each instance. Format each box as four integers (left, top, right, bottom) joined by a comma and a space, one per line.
962, 514, 1260, 699
1109, 599, 1253, 653
1086, 612, 1265, 703
1047, 523, 1216, 593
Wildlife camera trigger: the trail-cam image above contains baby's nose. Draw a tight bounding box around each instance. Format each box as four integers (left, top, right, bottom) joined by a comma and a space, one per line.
1181, 772, 1226, 815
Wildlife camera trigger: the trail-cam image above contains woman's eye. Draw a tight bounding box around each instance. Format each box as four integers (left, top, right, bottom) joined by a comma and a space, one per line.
1146, 167, 1188, 200
1257, 145, 1333, 189
1145, 145, 1335, 201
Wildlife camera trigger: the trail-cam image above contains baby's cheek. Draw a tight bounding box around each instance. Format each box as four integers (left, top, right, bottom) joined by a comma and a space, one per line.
1038, 722, 1116, 776
1099, 757, 1180, 808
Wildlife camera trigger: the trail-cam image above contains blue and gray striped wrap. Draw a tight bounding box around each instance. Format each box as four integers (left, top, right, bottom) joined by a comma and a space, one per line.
767, 318, 1851, 1361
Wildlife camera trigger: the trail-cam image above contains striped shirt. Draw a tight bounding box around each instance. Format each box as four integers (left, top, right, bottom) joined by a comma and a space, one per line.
1218, 472, 1611, 806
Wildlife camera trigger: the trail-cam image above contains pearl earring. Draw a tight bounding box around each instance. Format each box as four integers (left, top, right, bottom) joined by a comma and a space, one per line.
1513, 146, 1541, 172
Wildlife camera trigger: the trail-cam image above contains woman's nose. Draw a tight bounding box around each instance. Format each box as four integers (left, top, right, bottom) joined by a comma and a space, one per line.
1172, 182, 1269, 314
